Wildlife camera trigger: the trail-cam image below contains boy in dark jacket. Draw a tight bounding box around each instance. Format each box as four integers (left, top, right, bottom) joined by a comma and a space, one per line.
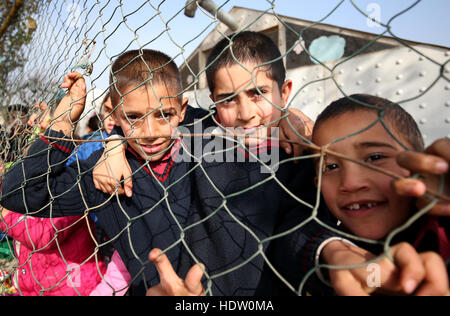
257, 94, 449, 296
91, 32, 334, 296
1, 44, 325, 296
0, 50, 201, 296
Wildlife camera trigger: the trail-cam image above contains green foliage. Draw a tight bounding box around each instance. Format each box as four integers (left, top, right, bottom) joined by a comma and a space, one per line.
0, 0, 44, 96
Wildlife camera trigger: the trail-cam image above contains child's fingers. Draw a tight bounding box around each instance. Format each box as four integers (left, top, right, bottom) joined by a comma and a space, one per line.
185, 263, 205, 296
425, 138, 450, 162
27, 113, 38, 127
279, 126, 303, 164
149, 249, 180, 289
391, 178, 427, 198
330, 270, 370, 296
40, 102, 48, 111
390, 243, 426, 294
106, 176, 121, 195
397, 151, 448, 175
93, 178, 101, 191
280, 141, 292, 156
292, 143, 303, 161
61, 72, 84, 88
34, 102, 48, 112
424, 202, 450, 216
278, 124, 291, 154
94, 174, 116, 195
392, 175, 450, 217
414, 252, 449, 296
61, 73, 87, 102
146, 284, 166, 296
123, 169, 133, 198
96, 180, 111, 195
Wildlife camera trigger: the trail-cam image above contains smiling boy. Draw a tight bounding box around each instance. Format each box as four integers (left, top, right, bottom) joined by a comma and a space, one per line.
206, 31, 295, 148
313, 94, 449, 294
312, 95, 424, 240
258, 94, 449, 296
93, 32, 326, 296
150, 32, 327, 296
0, 50, 204, 296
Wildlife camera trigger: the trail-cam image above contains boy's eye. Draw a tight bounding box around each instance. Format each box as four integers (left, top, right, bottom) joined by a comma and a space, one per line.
249, 89, 267, 100
258, 89, 269, 95
218, 98, 236, 106
365, 154, 387, 163
157, 112, 175, 120
126, 114, 141, 122
323, 163, 339, 173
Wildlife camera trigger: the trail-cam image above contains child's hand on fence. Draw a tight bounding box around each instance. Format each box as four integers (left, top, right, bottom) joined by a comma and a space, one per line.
1, 208, 10, 218
93, 138, 133, 198
52, 72, 86, 134
146, 248, 205, 296
393, 138, 449, 217
27, 102, 51, 131
322, 241, 449, 296
278, 108, 313, 159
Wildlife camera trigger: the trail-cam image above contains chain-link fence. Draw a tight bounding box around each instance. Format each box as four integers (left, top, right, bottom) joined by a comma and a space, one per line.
0, 0, 449, 296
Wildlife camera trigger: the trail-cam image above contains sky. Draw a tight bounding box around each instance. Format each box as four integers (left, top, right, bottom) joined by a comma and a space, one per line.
39, 0, 450, 93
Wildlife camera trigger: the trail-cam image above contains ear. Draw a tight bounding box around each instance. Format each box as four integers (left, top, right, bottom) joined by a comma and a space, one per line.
179, 97, 189, 123
280, 80, 293, 108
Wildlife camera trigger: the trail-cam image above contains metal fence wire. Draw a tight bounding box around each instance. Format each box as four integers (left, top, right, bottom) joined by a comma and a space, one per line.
0, 0, 449, 296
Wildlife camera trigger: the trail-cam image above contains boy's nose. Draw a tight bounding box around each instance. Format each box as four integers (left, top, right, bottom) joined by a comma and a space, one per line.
338, 164, 370, 194
138, 116, 154, 139
236, 97, 255, 122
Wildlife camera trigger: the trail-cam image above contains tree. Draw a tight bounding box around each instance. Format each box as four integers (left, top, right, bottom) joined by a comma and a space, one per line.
0, 0, 44, 99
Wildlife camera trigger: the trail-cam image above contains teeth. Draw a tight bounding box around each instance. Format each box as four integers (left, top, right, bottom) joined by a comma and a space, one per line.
347, 202, 379, 210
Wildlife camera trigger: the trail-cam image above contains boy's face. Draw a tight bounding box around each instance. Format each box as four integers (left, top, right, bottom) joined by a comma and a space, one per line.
102, 97, 116, 135
211, 62, 292, 147
10, 110, 28, 127
110, 84, 188, 162
313, 110, 413, 240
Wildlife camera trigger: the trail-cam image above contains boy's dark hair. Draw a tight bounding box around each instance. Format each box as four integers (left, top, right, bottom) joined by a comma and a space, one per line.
313, 94, 425, 152
7, 104, 28, 116
102, 91, 111, 106
206, 31, 286, 94
100, 91, 111, 117
87, 115, 100, 133
109, 49, 182, 107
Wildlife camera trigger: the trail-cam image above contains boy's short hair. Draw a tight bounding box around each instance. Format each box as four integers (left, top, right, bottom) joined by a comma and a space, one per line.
7, 104, 28, 115
109, 49, 183, 106
99, 91, 111, 117
87, 115, 100, 132
102, 91, 111, 106
313, 94, 425, 152
206, 31, 286, 93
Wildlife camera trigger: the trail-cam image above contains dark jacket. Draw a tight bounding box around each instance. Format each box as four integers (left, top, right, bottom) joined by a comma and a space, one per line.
1, 109, 334, 296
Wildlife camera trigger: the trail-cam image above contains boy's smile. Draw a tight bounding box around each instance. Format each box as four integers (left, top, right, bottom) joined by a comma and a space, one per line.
111, 84, 187, 162
313, 110, 414, 240
211, 62, 292, 147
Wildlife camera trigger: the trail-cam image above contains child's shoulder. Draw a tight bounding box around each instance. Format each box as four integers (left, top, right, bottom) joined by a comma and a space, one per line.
183, 106, 213, 127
